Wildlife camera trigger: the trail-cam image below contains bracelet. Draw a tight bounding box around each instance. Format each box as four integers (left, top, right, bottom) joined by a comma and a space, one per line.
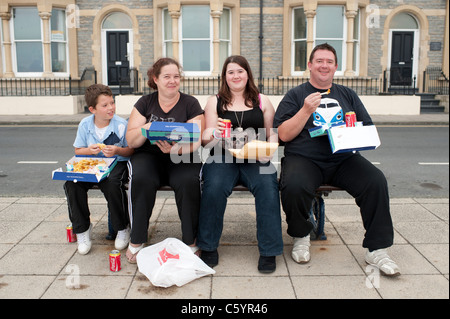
212, 129, 221, 140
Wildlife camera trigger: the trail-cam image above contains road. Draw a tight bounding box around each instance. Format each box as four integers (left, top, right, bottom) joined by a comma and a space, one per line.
0, 125, 448, 198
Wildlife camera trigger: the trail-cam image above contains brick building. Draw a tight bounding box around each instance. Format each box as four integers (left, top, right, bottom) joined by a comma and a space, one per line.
0, 0, 448, 95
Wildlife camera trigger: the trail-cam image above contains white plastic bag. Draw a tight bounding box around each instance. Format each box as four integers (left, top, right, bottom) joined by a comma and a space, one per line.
136, 238, 215, 288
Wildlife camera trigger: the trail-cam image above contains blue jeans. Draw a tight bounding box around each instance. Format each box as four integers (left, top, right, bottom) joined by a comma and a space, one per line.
197, 155, 283, 256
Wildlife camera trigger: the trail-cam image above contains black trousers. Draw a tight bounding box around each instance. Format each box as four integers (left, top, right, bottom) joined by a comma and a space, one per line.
64, 161, 129, 234
279, 154, 394, 251
127, 151, 202, 245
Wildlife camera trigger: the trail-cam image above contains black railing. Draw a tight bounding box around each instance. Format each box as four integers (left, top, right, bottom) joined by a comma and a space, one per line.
0, 67, 97, 96
423, 67, 449, 95
382, 69, 417, 95
141, 76, 382, 96
1, 68, 447, 97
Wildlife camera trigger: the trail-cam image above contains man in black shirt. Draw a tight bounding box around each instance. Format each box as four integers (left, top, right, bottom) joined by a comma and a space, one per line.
273, 43, 400, 276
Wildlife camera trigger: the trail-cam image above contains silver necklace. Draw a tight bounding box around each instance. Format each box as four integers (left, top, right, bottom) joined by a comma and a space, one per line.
234, 111, 244, 132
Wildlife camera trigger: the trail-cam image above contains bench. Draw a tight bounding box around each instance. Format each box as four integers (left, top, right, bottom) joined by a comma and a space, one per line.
94, 183, 342, 241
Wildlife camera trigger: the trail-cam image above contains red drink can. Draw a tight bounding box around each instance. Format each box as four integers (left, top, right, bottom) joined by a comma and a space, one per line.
66, 225, 77, 243
345, 112, 357, 127
222, 119, 231, 138
109, 250, 121, 272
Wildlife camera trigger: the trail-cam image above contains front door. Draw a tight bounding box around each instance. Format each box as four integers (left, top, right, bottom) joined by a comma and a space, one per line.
390, 31, 414, 86
106, 31, 130, 86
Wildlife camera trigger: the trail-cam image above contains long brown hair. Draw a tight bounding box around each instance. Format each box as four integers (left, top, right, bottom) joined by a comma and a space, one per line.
218, 55, 259, 113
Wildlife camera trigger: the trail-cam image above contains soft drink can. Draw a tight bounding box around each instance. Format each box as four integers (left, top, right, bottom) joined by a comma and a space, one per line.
222, 119, 231, 138
66, 225, 77, 243
345, 112, 357, 127
109, 250, 121, 272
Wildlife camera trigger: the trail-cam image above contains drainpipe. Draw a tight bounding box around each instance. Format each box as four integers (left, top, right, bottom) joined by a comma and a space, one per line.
258, 0, 264, 92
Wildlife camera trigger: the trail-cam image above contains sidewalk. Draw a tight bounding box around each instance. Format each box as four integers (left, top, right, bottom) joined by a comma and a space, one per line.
0, 113, 448, 126
0, 194, 448, 299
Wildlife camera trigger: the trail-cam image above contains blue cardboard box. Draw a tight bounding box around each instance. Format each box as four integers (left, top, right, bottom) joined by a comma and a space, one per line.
141, 121, 200, 144
52, 155, 117, 183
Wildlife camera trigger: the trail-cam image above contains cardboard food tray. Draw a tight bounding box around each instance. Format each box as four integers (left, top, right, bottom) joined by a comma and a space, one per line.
52, 156, 117, 183
309, 122, 345, 138
141, 121, 200, 144
328, 125, 381, 154
228, 140, 279, 160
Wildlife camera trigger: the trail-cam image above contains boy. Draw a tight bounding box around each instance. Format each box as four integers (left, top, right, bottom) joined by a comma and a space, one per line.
64, 84, 134, 255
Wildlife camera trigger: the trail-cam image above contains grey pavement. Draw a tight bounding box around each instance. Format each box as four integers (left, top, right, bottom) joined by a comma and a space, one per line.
0, 195, 448, 299
0, 112, 448, 300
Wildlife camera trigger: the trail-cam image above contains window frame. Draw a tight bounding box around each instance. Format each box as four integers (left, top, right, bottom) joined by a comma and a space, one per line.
162, 8, 173, 58
179, 5, 213, 76
50, 7, 69, 76
219, 7, 231, 69
291, 7, 307, 76
313, 5, 347, 75
352, 10, 360, 75
10, 6, 45, 77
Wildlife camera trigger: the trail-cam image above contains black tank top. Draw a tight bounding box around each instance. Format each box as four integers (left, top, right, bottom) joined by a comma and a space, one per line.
216, 96, 265, 132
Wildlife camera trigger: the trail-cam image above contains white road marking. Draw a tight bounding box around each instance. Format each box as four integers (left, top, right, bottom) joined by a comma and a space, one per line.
18, 161, 58, 164
418, 162, 449, 166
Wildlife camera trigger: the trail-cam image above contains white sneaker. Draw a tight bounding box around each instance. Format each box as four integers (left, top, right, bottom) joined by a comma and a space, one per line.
365, 248, 401, 277
76, 224, 92, 255
115, 226, 130, 250
292, 234, 311, 263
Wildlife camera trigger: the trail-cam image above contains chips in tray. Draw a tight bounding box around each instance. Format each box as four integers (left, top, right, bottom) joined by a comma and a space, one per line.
53, 156, 117, 183
72, 159, 107, 173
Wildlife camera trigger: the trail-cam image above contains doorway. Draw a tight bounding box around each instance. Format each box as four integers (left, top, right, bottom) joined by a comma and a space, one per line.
390, 31, 414, 86
388, 12, 419, 88
106, 31, 130, 86
101, 12, 133, 89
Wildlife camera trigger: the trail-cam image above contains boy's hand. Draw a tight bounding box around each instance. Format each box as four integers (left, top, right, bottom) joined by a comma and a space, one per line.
102, 145, 118, 157
88, 144, 101, 155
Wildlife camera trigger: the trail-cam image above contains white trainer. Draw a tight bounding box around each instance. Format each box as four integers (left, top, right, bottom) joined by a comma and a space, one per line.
76, 224, 92, 255
292, 234, 311, 264
115, 226, 130, 250
365, 248, 401, 277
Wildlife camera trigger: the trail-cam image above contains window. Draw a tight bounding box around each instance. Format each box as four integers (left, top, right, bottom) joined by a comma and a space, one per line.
219, 8, 231, 68
292, 7, 307, 73
11, 7, 69, 75
51, 8, 68, 73
390, 12, 418, 29
162, 5, 232, 75
352, 10, 360, 73
102, 12, 132, 29
12, 7, 43, 73
181, 5, 211, 74
315, 6, 345, 73
163, 9, 173, 57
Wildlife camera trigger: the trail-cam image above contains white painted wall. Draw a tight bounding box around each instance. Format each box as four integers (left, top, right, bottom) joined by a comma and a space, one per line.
0, 94, 420, 116
114, 94, 420, 116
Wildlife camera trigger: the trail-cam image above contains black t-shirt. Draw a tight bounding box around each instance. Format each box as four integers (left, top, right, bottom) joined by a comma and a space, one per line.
273, 82, 373, 164
134, 91, 204, 153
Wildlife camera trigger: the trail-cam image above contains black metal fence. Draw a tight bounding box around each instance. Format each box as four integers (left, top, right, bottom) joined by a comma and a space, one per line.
140, 75, 381, 96
423, 67, 449, 95
1, 67, 447, 97
0, 67, 97, 96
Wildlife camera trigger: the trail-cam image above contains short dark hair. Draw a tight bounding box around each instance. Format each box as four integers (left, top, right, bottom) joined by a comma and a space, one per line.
309, 43, 338, 65
84, 84, 113, 108
147, 57, 182, 90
